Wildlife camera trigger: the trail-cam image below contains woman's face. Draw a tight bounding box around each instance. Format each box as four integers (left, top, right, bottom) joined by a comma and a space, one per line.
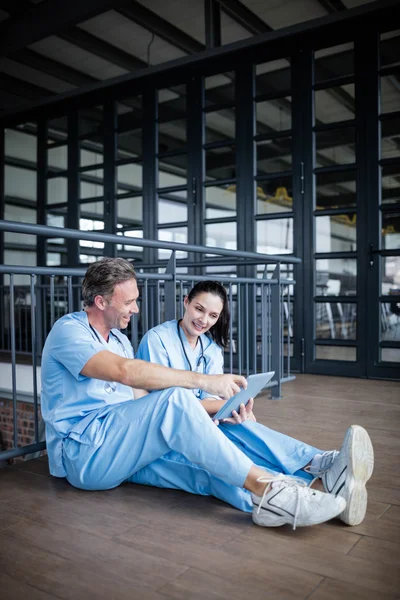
182, 292, 223, 339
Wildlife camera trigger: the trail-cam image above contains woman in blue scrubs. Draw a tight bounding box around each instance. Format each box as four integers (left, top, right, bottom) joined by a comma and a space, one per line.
133, 281, 331, 512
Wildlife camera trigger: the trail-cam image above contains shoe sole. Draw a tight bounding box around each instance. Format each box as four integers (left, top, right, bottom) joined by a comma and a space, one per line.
338, 425, 374, 526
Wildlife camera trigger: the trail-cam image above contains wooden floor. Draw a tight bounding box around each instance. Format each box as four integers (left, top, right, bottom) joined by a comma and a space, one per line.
1, 374, 400, 600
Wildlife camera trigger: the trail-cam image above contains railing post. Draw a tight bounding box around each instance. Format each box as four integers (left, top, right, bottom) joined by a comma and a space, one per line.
270, 263, 282, 399
164, 251, 176, 321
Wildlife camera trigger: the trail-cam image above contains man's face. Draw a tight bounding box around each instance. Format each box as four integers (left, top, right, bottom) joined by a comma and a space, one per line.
102, 278, 139, 330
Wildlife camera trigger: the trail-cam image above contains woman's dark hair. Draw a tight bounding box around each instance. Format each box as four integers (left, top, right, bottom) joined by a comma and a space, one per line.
187, 281, 230, 348
82, 257, 136, 307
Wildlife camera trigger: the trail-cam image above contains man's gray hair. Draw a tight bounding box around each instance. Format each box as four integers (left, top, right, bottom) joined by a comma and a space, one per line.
82, 257, 136, 307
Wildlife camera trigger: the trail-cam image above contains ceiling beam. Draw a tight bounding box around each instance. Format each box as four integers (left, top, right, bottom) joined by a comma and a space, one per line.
0, 72, 55, 101
0, 0, 135, 58
59, 28, 146, 71
12, 49, 97, 88
117, 1, 204, 54
216, 0, 272, 35
317, 0, 347, 13
205, 0, 221, 49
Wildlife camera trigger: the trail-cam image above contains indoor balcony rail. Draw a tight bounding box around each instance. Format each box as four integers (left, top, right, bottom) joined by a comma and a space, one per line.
0, 219, 300, 462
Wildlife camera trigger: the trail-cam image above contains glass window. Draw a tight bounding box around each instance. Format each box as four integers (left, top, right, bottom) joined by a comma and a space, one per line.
79, 106, 103, 137
205, 145, 235, 180
380, 348, 400, 362
256, 178, 293, 215
206, 222, 237, 250
47, 116, 68, 144
80, 142, 104, 168
315, 302, 356, 340
315, 171, 356, 210
381, 116, 400, 160
256, 98, 292, 133
5, 166, 37, 202
117, 163, 142, 190
47, 176, 67, 204
158, 199, 187, 224
158, 153, 187, 182
381, 164, 400, 205
205, 108, 235, 143
316, 258, 357, 296
158, 227, 188, 259
380, 72, 400, 114
382, 213, 400, 250
47, 145, 67, 170
381, 301, 400, 342
5, 128, 37, 162
80, 179, 104, 200
205, 184, 236, 218
315, 345, 356, 361
117, 130, 142, 160
315, 127, 355, 167
117, 229, 143, 253
204, 72, 235, 107
314, 43, 354, 83
257, 218, 293, 254
255, 59, 291, 96
381, 256, 400, 295
117, 197, 143, 225
315, 84, 355, 124
380, 30, 400, 69
256, 137, 292, 175
315, 214, 357, 253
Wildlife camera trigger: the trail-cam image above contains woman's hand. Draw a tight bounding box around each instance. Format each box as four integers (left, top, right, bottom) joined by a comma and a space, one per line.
213, 397, 257, 426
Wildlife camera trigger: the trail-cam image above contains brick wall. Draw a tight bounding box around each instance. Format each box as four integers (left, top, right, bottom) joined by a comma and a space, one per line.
0, 398, 43, 453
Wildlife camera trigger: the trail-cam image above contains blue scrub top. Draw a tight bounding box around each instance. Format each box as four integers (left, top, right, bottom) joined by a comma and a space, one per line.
41, 311, 134, 477
136, 319, 224, 400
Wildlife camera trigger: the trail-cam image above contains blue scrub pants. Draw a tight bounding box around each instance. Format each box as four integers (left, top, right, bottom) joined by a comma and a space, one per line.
62, 387, 322, 513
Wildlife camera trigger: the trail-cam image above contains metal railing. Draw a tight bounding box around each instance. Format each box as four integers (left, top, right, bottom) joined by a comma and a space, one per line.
0, 219, 299, 461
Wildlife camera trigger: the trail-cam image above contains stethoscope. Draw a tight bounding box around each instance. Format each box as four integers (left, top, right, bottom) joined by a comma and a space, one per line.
89, 324, 129, 394
177, 320, 207, 373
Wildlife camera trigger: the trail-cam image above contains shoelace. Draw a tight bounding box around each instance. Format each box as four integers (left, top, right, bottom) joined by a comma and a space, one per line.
256, 473, 310, 530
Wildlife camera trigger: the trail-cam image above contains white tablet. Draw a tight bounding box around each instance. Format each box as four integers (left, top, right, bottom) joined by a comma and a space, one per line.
213, 371, 275, 421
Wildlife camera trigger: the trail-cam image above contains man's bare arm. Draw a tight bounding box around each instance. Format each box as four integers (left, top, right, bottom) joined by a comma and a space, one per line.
80, 350, 246, 399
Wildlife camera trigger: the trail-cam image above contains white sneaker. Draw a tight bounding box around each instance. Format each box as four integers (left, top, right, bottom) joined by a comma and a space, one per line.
252, 474, 346, 530
322, 425, 374, 526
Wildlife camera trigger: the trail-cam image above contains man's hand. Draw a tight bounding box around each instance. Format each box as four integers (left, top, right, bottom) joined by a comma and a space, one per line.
201, 374, 247, 400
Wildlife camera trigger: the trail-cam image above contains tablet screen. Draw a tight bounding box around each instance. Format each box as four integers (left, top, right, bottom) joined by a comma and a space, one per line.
213, 371, 275, 421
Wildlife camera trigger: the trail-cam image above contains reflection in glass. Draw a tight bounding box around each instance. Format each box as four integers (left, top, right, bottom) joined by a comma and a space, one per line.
380, 73, 400, 114
79, 218, 104, 250
47, 116, 68, 143
382, 213, 400, 251
381, 116, 400, 160
117, 96, 142, 120
381, 164, 400, 205
205, 109, 235, 143
316, 214, 356, 252
205, 184, 236, 218
315, 302, 356, 340
255, 59, 291, 96
205, 145, 235, 180
158, 199, 187, 224
381, 300, 400, 343
204, 73, 235, 106
256, 137, 292, 175
381, 348, 400, 362
206, 222, 237, 250
80, 177, 104, 200
256, 98, 291, 134
315, 345, 356, 361
158, 120, 187, 146
316, 258, 357, 296
80, 141, 104, 167
256, 178, 293, 215
117, 229, 143, 253
314, 43, 354, 83
315, 127, 355, 167
381, 256, 400, 295
158, 153, 188, 182
315, 84, 355, 124
315, 171, 356, 210
257, 218, 293, 254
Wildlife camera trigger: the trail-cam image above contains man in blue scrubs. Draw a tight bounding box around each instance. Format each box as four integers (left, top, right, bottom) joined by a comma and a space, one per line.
41, 257, 348, 530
